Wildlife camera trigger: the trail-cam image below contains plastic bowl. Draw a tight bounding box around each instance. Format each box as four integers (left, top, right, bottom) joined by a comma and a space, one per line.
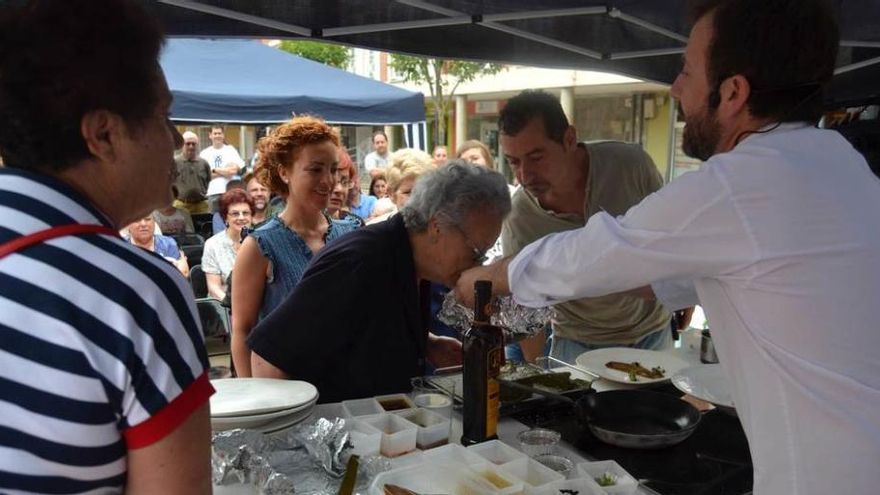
533, 454, 574, 477
517, 428, 561, 457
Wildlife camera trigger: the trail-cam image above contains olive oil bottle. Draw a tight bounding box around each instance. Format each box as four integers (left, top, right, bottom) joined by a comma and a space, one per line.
461, 280, 504, 445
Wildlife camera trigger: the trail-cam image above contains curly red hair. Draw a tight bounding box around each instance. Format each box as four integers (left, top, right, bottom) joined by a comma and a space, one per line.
254, 116, 340, 195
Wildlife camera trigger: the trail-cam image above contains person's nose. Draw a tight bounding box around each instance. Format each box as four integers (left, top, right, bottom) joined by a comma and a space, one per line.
671, 75, 683, 100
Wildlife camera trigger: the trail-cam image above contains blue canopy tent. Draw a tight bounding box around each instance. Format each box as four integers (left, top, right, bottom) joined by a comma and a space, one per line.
160, 39, 426, 129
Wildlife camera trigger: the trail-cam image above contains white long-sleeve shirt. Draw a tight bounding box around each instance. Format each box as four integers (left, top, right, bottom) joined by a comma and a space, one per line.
508, 124, 880, 494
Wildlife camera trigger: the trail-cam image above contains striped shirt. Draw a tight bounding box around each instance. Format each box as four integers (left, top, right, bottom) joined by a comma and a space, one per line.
0, 168, 213, 494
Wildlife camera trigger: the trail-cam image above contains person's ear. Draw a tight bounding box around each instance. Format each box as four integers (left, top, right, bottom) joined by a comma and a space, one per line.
563, 125, 577, 151
428, 217, 442, 243
719, 74, 751, 118
81, 110, 123, 164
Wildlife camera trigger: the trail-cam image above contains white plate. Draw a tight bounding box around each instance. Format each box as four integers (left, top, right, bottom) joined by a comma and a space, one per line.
210, 378, 318, 417
212, 403, 315, 432
210, 397, 318, 430
575, 348, 689, 385
258, 408, 315, 434
672, 364, 735, 408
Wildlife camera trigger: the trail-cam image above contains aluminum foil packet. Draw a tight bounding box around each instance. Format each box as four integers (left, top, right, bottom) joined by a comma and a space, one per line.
211, 417, 390, 494
438, 291, 552, 341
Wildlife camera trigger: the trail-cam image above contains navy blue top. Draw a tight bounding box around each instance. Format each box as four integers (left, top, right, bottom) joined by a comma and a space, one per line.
248, 214, 427, 403
250, 215, 358, 319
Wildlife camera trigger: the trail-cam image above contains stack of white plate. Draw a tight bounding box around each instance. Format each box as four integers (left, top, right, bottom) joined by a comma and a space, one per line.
210, 378, 319, 434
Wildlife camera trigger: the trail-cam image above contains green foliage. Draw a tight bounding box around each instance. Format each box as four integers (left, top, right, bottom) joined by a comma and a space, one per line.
277, 40, 352, 69
389, 55, 503, 145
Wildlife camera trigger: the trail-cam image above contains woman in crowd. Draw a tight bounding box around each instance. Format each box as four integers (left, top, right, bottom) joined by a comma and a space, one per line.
127, 215, 190, 276
329, 150, 366, 226
456, 139, 495, 169
347, 161, 377, 219
370, 175, 387, 199
153, 186, 195, 234
367, 148, 434, 224
249, 162, 512, 402
231, 116, 359, 377
202, 188, 254, 301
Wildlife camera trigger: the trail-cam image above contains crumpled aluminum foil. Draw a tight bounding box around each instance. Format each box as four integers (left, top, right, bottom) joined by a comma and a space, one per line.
211, 417, 391, 494
438, 291, 552, 341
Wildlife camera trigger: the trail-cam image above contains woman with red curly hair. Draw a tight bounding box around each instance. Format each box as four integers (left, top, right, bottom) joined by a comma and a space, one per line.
231, 116, 359, 377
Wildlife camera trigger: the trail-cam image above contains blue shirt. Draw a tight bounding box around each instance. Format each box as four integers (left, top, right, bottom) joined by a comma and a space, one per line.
350, 194, 377, 219
153, 234, 181, 260
0, 168, 212, 494
250, 215, 359, 319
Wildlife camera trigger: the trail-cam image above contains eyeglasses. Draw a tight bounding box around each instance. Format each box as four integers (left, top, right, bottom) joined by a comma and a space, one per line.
337, 178, 352, 188
227, 210, 252, 218
451, 224, 489, 264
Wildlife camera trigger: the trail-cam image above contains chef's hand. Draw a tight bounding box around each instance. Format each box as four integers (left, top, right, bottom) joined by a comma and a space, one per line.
426, 333, 462, 368
453, 258, 512, 308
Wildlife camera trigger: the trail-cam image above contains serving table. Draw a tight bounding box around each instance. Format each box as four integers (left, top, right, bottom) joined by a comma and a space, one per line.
215, 332, 744, 494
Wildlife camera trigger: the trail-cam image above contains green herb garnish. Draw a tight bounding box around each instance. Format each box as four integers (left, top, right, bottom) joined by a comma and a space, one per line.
595, 472, 617, 487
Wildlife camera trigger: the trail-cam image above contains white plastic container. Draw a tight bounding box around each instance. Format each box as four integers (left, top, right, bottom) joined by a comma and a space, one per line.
390, 449, 424, 469
530, 477, 607, 495
347, 418, 382, 457
499, 457, 565, 490
421, 443, 488, 469
341, 397, 383, 417
361, 413, 418, 458
369, 463, 461, 495
412, 392, 453, 417
374, 393, 415, 412
576, 460, 639, 495
469, 463, 525, 495
467, 439, 528, 465
394, 407, 451, 450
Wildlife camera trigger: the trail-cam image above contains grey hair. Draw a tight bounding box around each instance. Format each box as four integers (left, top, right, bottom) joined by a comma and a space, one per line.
401, 160, 511, 232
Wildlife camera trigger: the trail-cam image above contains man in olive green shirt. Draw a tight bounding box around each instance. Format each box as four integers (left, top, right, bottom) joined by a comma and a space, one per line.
499, 90, 672, 364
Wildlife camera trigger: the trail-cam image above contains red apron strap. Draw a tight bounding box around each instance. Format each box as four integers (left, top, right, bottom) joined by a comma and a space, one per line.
0, 224, 119, 260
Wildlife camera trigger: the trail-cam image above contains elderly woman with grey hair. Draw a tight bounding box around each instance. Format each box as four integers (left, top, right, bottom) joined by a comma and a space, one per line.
248, 161, 511, 402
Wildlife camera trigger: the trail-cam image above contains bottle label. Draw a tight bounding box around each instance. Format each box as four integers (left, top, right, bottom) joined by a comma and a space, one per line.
485, 346, 503, 437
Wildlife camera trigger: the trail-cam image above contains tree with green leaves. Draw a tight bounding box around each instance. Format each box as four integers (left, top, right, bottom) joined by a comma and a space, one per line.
389, 55, 503, 147
277, 40, 352, 69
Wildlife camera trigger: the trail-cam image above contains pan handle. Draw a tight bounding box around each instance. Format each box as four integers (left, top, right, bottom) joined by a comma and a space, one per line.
536, 355, 600, 380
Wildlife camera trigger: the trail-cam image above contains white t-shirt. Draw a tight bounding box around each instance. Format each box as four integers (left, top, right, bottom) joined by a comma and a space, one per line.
200, 144, 243, 195
364, 151, 389, 172
507, 124, 880, 494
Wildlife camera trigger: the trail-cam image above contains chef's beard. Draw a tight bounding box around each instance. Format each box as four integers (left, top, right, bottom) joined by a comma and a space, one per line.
681, 104, 722, 162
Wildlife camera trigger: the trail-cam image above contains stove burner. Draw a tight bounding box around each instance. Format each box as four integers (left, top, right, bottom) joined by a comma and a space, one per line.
511, 387, 753, 495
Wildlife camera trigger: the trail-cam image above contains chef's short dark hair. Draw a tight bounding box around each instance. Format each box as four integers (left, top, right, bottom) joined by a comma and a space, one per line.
0, 0, 165, 172
690, 0, 838, 123
499, 90, 569, 145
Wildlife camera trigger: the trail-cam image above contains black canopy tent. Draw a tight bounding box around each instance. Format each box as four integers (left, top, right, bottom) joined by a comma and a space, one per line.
133, 0, 880, 107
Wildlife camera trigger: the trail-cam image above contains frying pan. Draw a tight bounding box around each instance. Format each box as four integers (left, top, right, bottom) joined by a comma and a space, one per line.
499, 379, 701, 449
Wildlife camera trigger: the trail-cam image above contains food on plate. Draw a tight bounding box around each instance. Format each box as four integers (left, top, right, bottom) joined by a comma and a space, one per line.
594, 472, 618, 487
605, 361, 665, 381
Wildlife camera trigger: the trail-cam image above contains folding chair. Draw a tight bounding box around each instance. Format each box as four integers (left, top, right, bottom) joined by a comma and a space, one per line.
188, 264, 208, 298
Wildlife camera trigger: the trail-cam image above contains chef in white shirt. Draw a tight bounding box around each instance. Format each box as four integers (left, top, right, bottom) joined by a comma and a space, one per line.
454, 1, 880, 494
